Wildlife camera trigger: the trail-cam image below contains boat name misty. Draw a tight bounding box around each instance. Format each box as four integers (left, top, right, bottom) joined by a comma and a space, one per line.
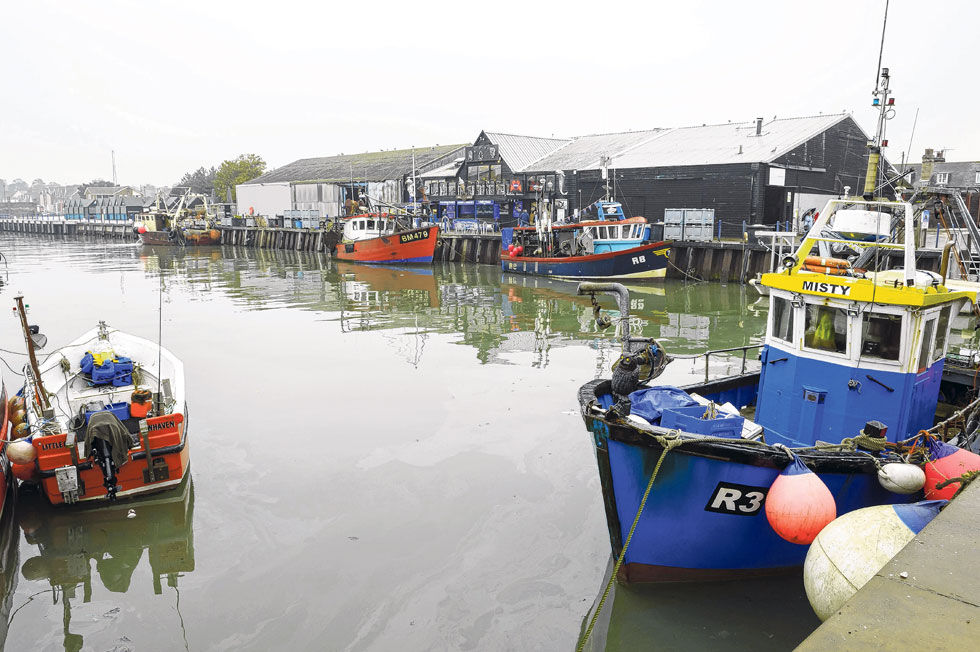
801, 281, 852, 296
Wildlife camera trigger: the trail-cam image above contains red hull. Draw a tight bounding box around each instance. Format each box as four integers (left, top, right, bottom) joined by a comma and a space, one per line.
334, 226, 439, 264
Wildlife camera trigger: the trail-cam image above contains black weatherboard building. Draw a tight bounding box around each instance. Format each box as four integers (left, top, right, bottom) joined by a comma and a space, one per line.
426, 115, 877, 238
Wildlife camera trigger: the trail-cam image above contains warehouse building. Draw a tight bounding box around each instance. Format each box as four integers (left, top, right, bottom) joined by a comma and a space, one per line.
423, 114, 881, 237
237, 144, 466, 220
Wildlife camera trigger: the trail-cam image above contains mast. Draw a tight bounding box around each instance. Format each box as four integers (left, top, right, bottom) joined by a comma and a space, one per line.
412, 147, 418, 214
863, 0, 893, 199
14, 295, 49, 409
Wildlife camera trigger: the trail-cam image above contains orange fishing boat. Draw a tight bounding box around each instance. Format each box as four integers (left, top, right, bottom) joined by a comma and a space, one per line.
328, 213, 439, 264
8, 296, 188, 505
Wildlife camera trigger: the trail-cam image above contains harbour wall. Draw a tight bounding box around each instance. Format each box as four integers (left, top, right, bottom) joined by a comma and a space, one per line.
1, 219, 942, 282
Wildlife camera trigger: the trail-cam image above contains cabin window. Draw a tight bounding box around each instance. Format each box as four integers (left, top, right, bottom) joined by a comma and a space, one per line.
367, 219, 376, 230
861, 312, 902, 361
918, 317, 936, 373
804, 305, 847, 354
933, 306, 951, 361
771, 297, 795, 343
353, 221, 360, 231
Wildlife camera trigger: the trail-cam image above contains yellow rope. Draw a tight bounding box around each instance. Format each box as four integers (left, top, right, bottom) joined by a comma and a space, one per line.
576, 436, 684, 652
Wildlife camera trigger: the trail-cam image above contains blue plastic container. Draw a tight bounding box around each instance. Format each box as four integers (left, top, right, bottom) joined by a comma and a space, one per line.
660, 405, 744, 438
85, 402, 131, 424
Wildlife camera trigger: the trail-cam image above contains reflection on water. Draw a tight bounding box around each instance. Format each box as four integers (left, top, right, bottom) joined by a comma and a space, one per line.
0, 489, 20, 652
134, 246, 767, 371
0, 237, 782, 651
14, 478, 194, 652
579, 558, 820, 652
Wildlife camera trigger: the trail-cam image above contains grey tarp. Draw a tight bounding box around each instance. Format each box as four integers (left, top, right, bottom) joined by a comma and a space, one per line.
85, 411, 132, 469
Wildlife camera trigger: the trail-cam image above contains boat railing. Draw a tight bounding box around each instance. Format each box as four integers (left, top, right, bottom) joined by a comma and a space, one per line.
701, 344, 764, 382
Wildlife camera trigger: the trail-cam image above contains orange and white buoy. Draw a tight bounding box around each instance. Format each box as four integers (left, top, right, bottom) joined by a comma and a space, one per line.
765, 453, 837, 544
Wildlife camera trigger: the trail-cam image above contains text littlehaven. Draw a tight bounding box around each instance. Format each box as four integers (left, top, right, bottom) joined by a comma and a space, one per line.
802, 281, 851, 296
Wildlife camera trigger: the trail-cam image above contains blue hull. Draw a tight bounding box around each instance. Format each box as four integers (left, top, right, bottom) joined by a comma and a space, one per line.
581, 378, 913, 583
501, 242, 669, 279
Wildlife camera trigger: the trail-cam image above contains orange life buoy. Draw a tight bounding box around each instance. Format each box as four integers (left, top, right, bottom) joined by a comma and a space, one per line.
802, 263, 849, 275
804, 256, 850, 269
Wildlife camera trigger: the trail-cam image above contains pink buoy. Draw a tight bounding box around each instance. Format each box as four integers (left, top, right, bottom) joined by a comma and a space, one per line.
508, 244, 515, 252
516, 246, 524, 254
765, 453, 837, 544
923, 438, 980, 499
137, 225, 147, 234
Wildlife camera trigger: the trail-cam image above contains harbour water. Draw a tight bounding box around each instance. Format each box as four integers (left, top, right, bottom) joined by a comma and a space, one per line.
0, 236, 820, 651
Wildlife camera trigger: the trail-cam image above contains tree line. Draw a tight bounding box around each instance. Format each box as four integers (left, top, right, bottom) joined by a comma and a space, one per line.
174, 154, 266, 201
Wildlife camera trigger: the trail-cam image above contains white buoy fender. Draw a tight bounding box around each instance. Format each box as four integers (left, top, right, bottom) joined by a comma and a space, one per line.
7, 439, 37, 465
804, 500, 945, 621
877, 463, 926, 494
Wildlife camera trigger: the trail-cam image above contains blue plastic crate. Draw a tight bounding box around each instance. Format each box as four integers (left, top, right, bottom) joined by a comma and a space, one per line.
85, 402, 131, 424
660, 405, 744, 438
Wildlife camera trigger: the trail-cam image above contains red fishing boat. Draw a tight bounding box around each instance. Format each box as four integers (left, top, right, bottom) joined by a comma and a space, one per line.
7, 297, 189, 506
329, 214, 439, 264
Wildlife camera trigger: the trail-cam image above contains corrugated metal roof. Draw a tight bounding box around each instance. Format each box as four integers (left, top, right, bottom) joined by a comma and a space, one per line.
482, 132, 571, 173
611, 114, 852, 169
246, 144, 467, 184
525, 129, 668, 172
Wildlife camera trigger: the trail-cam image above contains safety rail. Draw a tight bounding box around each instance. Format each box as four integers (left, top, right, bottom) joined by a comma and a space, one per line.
702, 344, 764, 382
439, 220, 501, 236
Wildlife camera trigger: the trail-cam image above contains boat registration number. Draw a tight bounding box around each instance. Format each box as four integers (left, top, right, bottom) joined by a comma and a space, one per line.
399, 229, 430, 244
704, 482, 768, 516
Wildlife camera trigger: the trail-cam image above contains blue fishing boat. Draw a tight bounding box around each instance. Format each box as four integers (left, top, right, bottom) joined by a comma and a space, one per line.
501, 201, 670, 279
576, 66, 980, 581
578, 219, 975, 580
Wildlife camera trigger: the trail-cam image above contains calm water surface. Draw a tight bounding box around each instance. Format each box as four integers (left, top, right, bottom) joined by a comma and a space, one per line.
0, 235, 819, 651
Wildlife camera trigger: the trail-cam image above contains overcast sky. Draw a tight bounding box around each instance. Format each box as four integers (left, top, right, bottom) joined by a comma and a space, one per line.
1, 0, 977, 187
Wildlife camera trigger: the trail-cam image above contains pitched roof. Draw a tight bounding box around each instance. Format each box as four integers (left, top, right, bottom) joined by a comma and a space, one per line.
525, 129, 667, 172
481, 132, 571, 172
246, 144, 467, 184
904, 161, 980, 188
85, 185, 130, 196
525, 114, 855, 172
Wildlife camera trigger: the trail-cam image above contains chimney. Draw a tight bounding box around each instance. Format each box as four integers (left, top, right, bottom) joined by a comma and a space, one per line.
755, 118, 763, 136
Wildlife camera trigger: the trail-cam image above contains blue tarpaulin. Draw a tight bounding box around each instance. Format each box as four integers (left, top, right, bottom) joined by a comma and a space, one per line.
628, 386, 698, 423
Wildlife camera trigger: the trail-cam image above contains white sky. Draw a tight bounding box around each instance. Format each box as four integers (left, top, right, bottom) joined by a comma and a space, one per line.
1, 0, 976, 187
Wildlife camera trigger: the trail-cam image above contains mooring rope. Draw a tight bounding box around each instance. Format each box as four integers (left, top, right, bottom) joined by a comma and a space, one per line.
577, 434, 683, 652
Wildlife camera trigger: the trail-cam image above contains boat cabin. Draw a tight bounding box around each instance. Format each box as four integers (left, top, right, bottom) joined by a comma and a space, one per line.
756, 197, 975, 447
343, 214, 397, 242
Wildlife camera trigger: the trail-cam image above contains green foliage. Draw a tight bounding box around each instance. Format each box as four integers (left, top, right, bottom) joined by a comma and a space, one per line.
214, 154, 266, 202
175, 166, 217, 196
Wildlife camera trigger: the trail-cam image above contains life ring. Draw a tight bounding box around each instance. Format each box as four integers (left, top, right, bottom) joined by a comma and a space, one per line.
802, 263, 850, 276
804, 256, 850, 269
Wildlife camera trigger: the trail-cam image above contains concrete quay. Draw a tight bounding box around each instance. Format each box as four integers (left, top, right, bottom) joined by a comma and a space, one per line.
796, 480, 980, 651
